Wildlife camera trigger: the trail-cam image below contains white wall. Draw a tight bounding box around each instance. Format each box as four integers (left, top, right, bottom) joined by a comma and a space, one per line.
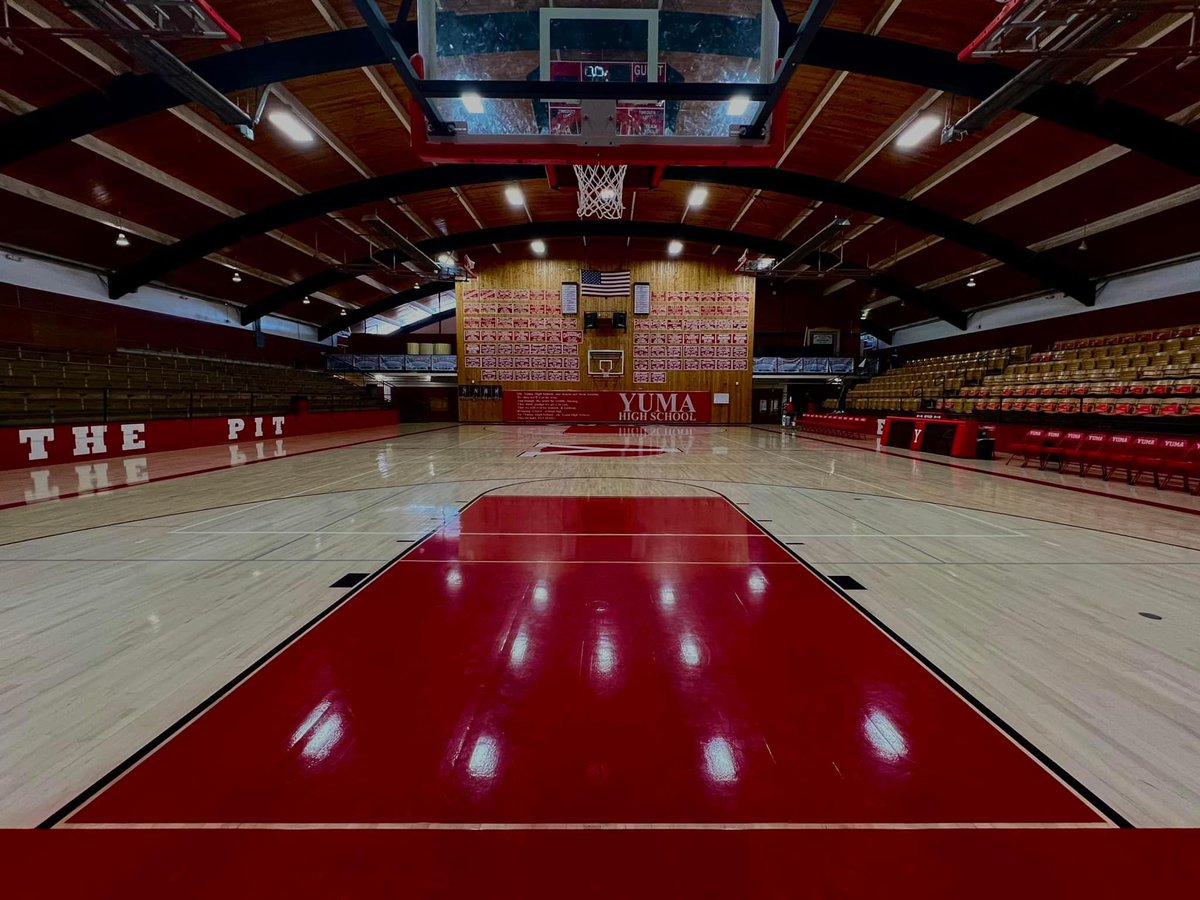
888, 257, 1200, 347
0, 251, 326, 344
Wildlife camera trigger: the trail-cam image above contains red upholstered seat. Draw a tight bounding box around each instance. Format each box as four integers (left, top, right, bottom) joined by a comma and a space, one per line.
1151, 437, 1200, 493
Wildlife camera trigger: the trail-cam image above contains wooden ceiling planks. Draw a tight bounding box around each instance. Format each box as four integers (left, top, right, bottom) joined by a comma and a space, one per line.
1, 0, 1197, 331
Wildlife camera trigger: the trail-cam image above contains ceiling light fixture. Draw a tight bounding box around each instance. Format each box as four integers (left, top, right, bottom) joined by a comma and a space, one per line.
438, 252, 454, 265
267, 109, 314, 144
461, 92, 485, 114
599, 187, 617, 201
668, 240, 683, 256
687, 186, 709, 208
231, 271, 242, 283
114, 232, 130, 248
726, 95, 751, 116
504, 185, 524, 206
530, 239, 546, 254
340, 308, 347, 316
967, 276, 977, 288
302, 297, 311, 304
895, 113, 941, 149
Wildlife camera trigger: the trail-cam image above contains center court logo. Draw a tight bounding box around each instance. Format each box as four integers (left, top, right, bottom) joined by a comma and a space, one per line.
617, 392, 699, 423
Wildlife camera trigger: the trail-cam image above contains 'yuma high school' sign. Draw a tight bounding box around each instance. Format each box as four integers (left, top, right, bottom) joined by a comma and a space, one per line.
501, 391, 714, 423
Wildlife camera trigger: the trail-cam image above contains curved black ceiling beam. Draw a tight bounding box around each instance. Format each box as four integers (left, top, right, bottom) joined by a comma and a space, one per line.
2, 26, 1198, 178
304, 220, 960, 339
116, 164, 1091, 310
108, 164, 543, 298
253, 219, 794, 327
324, 280, 455, 340
675, 166, 1094, 306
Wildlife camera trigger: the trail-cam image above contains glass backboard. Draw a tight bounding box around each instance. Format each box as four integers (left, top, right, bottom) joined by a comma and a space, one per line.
413, 0, 781, 154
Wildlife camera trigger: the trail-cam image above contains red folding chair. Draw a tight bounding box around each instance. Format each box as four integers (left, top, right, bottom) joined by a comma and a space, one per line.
1102, 433, 1141, 483
1052, 430, 1087, 472
1128, 435, 1162, 485
1073, 432, 1111, 478
1152, 438, 1200, 493
1007, 428, 1046, 467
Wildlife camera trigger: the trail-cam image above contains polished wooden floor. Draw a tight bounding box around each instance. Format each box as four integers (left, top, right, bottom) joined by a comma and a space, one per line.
2, 423, 1198, 829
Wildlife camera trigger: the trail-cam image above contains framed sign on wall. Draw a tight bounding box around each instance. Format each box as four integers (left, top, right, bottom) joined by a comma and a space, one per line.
804, 326, 840, 354
561, 281, 579, 315
633, 282, 651, 315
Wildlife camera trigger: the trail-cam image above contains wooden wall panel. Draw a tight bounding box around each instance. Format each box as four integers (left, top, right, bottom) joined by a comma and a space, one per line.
458, 259, 755, 423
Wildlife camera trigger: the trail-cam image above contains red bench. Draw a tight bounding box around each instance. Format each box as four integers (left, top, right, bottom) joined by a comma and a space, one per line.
798, 414, 877, 440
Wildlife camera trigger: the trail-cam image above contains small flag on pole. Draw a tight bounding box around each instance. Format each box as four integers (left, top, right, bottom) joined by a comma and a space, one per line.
580, 269, 632, 296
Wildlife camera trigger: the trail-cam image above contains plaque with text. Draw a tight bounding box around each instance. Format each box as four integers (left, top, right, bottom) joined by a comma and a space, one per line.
633, 282, 651, 315
561, 282, 579, 315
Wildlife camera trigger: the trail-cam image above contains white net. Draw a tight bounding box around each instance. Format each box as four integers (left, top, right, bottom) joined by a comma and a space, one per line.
574, 164, 627, 219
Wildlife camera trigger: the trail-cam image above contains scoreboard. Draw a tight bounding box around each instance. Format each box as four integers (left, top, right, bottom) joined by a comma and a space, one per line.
545, 61, 670, 135
549, 61, 668, 83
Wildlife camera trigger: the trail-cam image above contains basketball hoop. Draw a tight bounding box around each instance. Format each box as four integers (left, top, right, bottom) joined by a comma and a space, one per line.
574, 164, 627, 219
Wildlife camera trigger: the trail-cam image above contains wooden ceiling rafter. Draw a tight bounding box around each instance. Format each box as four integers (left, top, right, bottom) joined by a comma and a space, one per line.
4, 0, 414, 307
824, 10, 1199, 308
718, 0, 908, 251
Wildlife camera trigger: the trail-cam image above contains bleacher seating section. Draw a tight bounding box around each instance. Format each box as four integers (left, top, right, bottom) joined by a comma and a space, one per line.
846, 347, 1028, 412
955, 328, 1200, 418
843, 325, 1200, 420
0, 347, 383, 426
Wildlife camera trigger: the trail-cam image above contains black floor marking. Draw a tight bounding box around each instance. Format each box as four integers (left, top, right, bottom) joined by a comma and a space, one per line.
829, 575, 867, 591
330, 572, 370, 588
1139, 612, 1163, 620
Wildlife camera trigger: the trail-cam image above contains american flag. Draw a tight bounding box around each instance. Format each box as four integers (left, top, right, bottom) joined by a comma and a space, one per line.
581, 269, 631, 297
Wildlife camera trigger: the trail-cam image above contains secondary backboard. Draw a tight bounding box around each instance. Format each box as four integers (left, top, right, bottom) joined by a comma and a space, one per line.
412, 0, 783, 165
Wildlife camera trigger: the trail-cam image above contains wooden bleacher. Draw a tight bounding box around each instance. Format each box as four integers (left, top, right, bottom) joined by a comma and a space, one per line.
0, 347, 384, 426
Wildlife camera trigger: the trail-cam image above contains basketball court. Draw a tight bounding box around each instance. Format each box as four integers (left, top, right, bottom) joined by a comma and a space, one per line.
3, 0, 1200, 894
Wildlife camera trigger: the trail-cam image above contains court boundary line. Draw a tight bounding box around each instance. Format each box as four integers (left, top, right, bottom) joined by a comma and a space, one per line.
46, 484, 1132, 831
58, 820, 1112, 831
37, 492, 485, 829
0, 424, 460, 513
750, 426, 1200, 517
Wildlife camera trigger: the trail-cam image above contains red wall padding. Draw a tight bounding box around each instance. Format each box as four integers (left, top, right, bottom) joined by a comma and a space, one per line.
0, 410, 399, 470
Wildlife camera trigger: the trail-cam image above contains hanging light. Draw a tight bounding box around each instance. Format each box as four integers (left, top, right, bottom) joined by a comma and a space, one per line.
267, 109, 314, 144
340, 308, 347, 316
231, 271, 242, 283
504, 185, 525, 206
668, 240, 683, 256
302, 297, 311, 304
687, 186, 708, 208
530, 239, 546, 254
896, 113, 941, 149
115, 232, 130, 248
966, 276, 977, 288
